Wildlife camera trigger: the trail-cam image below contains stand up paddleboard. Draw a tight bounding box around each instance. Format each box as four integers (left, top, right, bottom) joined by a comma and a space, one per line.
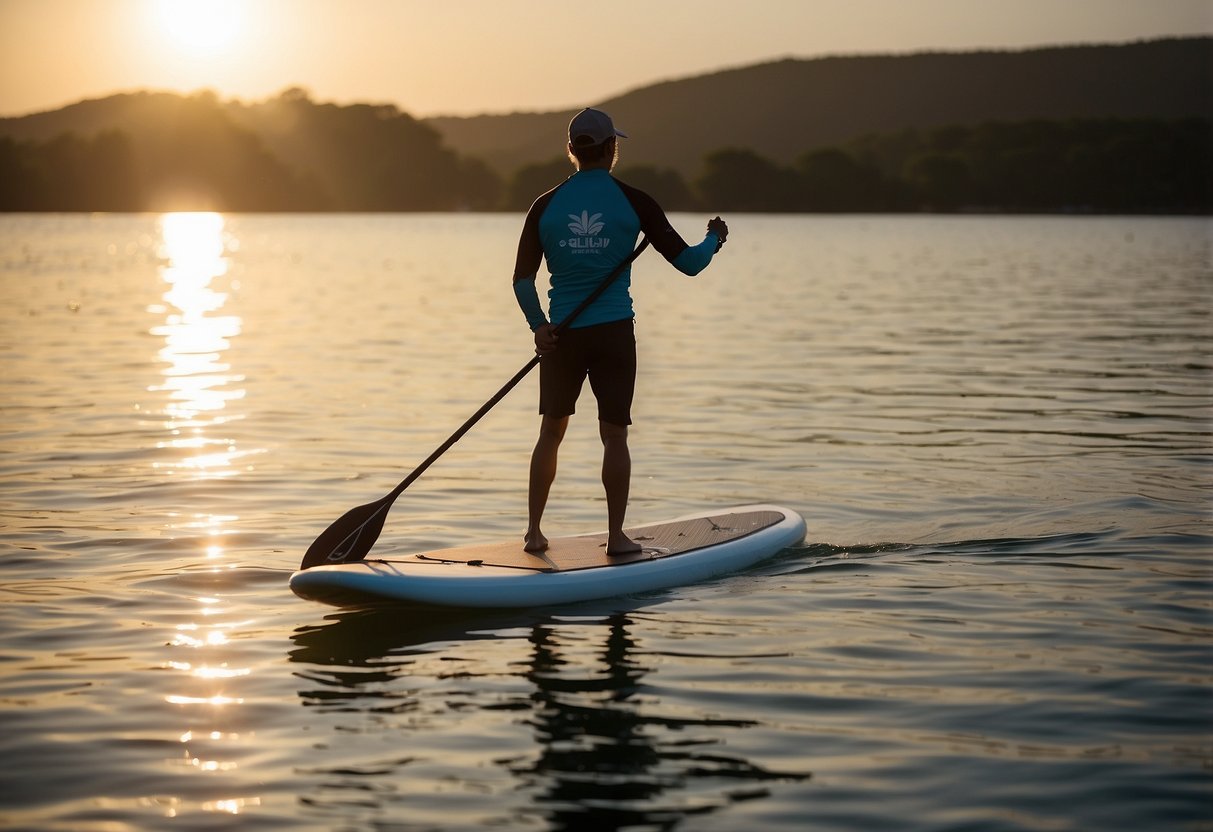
290, 504, 805, 608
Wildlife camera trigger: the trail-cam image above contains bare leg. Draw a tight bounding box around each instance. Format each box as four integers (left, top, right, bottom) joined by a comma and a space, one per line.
600, 420, 641, 555
525, 415, 568, 552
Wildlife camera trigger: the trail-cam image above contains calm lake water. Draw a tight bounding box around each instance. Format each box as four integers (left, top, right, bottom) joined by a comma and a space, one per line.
1, 213, 1210, 831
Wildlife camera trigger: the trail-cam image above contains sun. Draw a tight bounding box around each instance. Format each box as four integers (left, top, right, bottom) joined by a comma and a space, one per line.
150, 0, 245, 56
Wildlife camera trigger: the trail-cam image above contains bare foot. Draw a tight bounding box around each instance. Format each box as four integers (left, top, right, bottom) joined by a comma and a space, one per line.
606, 534, 642, 556
524, 528, 549, 552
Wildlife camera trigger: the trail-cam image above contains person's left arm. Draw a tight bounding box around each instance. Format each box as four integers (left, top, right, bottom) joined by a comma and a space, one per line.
512, 197, 549, 331
513, 276, 547, 330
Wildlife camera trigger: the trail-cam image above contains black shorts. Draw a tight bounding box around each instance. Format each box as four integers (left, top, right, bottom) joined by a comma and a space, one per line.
539, 319, 636, 426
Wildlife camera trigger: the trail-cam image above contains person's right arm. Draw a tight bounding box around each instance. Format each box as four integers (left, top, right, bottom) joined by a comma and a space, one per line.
671, 217, 729, 275
616, 180, 728, 276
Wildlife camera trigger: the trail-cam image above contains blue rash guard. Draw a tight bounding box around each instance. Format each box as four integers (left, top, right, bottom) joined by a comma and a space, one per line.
512, 169, 720, 331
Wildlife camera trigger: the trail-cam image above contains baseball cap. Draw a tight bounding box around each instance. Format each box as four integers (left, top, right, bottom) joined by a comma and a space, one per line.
568, 108, 628, 146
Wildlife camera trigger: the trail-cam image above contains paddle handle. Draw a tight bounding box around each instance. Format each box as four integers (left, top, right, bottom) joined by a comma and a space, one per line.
387, 237, 650, 501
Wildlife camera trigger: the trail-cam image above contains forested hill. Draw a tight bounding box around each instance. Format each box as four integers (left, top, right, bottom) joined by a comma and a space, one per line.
0, 90, 499, 211
426, 37, 1212, 176
0, 37, 1209, 213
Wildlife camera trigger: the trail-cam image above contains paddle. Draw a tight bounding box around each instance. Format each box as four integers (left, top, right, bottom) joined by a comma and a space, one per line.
299, 237, 651, 570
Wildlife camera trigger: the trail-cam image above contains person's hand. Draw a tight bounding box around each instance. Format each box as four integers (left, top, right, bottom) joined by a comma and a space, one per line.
534, 323, 559, 355
707, 216, 728, 249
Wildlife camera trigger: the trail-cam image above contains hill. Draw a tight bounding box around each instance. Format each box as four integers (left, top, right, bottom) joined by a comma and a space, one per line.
424, 37, 1213, 176
0, 89, 497, 211
0, 37, 1209, 213
0, 91, 324, 211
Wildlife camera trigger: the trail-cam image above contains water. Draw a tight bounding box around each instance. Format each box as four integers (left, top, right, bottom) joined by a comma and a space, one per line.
1, 213, 1209, 831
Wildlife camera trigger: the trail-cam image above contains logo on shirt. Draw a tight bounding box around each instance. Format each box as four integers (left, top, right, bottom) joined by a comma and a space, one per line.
568, 211, 603, 235
561, 210, 610, 252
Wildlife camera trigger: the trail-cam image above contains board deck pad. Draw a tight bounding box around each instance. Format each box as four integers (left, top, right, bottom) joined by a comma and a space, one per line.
379, 510, 786, 574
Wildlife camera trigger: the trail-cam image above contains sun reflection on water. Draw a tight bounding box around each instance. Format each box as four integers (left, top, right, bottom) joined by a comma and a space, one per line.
151, 213, 257, 810
203, 797, 261, 814
150, 212, 252, 477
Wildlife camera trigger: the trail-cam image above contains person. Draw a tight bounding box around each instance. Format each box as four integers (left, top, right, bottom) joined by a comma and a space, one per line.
511, 107, 729, 555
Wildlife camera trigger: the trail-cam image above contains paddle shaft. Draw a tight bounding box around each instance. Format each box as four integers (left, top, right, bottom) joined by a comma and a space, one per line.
383, 237, 650, 501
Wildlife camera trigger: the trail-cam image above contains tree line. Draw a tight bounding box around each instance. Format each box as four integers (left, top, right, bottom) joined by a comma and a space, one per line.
0, 91, 1208, 214
609, 116, 1211, 214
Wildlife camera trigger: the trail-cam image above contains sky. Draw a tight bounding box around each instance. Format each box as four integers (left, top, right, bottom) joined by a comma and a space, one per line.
1, 0, 1210, 118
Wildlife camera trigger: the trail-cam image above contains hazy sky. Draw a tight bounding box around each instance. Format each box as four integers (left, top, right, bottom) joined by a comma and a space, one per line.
1, 0, 1209, 118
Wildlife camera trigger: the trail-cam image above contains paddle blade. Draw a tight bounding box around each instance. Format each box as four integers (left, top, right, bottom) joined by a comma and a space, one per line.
300, 497, 393, 570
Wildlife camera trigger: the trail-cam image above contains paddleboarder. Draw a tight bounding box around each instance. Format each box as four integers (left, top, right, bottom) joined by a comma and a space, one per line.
512, 107, 729, 555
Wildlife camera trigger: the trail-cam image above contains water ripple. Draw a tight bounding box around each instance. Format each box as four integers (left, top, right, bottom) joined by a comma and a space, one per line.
2, 214, 1210, 831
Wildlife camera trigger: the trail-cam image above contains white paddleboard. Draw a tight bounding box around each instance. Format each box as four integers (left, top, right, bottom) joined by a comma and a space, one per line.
290, 504, 805, 608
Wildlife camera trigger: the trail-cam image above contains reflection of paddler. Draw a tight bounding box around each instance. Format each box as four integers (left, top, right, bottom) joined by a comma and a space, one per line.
516, 615, 810, 825
522, 617, 657, 788
512, 108, 730, 556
